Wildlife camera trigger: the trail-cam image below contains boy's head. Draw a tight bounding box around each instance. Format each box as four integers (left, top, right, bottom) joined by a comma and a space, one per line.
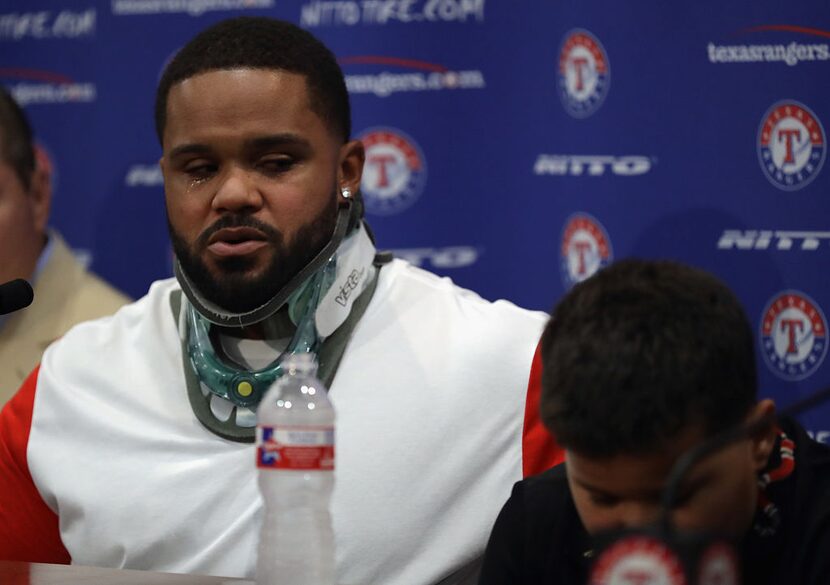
540, 259, 776, 538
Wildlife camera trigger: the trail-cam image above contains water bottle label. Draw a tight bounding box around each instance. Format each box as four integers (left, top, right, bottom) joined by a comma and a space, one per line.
257, 426, 335, 470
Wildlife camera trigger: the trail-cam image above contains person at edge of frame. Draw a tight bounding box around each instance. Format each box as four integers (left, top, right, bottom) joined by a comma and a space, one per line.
479, 258, 830, 585
0, 85, 130, 405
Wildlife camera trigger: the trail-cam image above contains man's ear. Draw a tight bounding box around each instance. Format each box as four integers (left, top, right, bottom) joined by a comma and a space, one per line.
749, 399, 778, 472
337, 139, 364, 200
30, 146, 53, 235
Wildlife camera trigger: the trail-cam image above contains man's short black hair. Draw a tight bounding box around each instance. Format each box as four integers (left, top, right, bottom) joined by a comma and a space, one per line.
540, 259, 757, 458
0, 85, 35, 191
155, 16, 351, 144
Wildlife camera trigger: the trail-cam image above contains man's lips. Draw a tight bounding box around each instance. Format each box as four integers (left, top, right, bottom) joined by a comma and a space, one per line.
206, 227, 269, 257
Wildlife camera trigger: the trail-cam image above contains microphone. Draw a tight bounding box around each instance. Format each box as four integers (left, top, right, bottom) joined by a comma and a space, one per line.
0, 279, 34, 315
588, 386, 830, 585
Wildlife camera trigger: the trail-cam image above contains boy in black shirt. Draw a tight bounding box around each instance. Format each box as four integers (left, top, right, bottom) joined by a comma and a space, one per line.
480, 259, 830, 584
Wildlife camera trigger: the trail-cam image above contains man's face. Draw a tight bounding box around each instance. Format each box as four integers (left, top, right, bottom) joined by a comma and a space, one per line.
160, 69, 362, 313
0, 158, 48, 284
567, 414, 775, 540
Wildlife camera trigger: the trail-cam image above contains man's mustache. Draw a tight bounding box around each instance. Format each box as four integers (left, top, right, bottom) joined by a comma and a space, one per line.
196, 215, 283, 249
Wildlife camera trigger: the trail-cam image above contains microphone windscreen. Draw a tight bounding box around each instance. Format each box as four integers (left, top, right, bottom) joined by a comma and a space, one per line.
0, 279, 34, 315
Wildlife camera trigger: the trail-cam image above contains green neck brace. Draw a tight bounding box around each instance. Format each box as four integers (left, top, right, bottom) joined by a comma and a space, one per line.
184, 257, 336, 409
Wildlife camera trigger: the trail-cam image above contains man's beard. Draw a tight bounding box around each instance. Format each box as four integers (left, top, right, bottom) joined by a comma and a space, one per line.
169, 197, 338, 314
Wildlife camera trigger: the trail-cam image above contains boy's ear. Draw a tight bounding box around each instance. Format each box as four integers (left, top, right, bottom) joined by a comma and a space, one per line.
748, 399, 777, 472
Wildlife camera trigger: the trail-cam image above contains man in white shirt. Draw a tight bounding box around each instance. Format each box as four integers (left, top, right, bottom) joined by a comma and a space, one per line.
0, 17, 561, 585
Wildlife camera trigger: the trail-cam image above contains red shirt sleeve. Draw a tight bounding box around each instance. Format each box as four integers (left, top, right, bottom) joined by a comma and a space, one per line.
521, 344, 565, 477
0, 366, 70, 563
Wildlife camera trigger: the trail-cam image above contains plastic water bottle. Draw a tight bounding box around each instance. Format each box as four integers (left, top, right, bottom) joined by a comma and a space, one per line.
256, 353, 335, 585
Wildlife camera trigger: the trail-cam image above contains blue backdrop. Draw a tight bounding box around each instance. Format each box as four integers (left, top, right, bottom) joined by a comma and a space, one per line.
3, 0, 829, 436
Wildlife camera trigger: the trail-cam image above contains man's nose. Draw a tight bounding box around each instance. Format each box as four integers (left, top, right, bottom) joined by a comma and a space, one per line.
211, 165, 263, 213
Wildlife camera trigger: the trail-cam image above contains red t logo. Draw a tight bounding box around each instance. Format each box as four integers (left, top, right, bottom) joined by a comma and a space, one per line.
780, 318, 805, 354
368, 154, 396, 188
777, 128, 802, 165
572, 241, 592, 275
571, 57, 589, 91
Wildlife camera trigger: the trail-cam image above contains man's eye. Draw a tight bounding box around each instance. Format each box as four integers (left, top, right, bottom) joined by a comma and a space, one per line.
258, 157, 294, 174
184, 162, 217, 178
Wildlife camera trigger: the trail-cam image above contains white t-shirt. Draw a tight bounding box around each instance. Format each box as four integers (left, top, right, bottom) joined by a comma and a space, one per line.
12, 259, 558, 585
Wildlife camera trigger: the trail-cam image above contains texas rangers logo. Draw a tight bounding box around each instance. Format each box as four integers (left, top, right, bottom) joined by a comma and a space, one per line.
561, 213, 613, 289
590, 536, 687, 585
558, 29, 610, 118
760, 291, 827, 381
358, 127, 427, 215
757, 100, 826, 191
